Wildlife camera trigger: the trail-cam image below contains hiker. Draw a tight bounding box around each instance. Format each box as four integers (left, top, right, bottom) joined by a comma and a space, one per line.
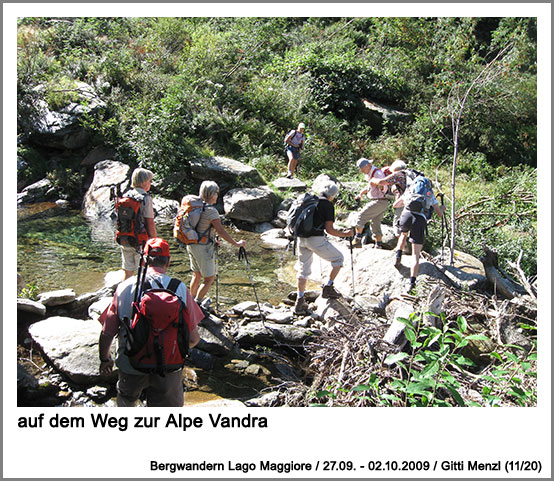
294, 181, 354, 315
117, 168, 157, 280
393, 179, 446, 292
284, 122, 306, 178
98, 237, 203, 407
373, 159, 408, 236
351, 158, 389, 248
186, 181, 246, 308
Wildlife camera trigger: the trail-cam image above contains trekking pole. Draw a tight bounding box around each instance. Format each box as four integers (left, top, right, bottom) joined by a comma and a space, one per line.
238, 246, 265, 326
214, 238, 220, 315
349, 236, 355, 297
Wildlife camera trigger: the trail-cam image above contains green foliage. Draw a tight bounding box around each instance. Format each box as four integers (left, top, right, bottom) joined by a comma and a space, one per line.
312, 312, 536, 407
19, 283, 39, 301
17, 17, 537, 275
46, 168, 86, 200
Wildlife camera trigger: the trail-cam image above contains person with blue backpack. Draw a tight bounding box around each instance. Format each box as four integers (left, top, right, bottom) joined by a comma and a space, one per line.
392, 176, 445, 293
291, 181, 354, 315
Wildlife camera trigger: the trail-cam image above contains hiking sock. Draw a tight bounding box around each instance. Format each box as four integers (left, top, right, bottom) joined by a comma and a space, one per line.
409, 276, 416, 291
325, 280, 334, 287
297, 291, 305, 299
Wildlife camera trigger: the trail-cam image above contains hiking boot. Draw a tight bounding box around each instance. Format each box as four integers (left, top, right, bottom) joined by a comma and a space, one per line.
286, 172, 293, 179
200, 297, 212, 310
394, 251, 403, 267
407, 280, 416, 294
294, 296, 309, 315
351, 237, 363, 248
321, 284, 341, 299
373, 241, 386, 249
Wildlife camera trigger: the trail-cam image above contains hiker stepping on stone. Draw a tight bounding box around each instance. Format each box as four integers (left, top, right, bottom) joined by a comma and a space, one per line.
284, 122, 306, 179
287, 181, 354, 315
174, 181, 246, 310
351, 158, 390, 249
393, 175, 445, 293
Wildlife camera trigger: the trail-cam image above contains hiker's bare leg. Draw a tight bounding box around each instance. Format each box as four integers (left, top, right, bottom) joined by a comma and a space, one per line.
395, 232, 409, 252
287, 155, 298, 176
190, 271, 202, 298
196, 275, 215, 301
329, 265, 342, 282
297, 277, 307, 293
411, 243, 423, 278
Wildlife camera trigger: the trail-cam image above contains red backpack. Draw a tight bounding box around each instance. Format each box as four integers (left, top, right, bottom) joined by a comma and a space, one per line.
123, 277, 190, 375
114, 190, 149, 249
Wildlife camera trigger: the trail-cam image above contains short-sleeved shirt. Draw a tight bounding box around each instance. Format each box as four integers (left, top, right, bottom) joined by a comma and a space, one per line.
195, 204, 220, 242
365, 167, 387, 199
308, 197, 335, 237
286, 130, 306, 148
100, 268, 204, 375
132, 187, 154, 219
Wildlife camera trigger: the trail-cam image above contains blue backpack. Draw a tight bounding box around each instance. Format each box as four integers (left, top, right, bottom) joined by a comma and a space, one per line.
405, 176, 434, 219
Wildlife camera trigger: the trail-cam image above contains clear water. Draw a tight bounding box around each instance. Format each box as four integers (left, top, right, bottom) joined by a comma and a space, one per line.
17, 203, 296, 309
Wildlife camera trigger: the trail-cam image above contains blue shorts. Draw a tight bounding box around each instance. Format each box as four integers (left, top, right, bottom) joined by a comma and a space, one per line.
286, 145, 301, 160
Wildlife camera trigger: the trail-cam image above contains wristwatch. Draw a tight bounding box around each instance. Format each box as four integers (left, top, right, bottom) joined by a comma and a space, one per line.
100, 357, 111, 363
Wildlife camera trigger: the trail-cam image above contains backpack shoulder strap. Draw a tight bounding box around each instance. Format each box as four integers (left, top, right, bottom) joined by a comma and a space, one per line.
166, 277, 182, 295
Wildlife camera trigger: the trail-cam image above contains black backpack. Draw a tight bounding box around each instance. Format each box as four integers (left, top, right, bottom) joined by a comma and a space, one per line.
285, 193, 323, 252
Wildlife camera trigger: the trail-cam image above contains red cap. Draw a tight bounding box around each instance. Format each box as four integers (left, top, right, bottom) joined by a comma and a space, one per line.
144, 237, 170, 257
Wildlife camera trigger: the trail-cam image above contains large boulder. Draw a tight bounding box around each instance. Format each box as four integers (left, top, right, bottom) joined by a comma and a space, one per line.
28, 316, 117, 385
235, 321, 315, 348
27, 82, 105, 150
189, 156, 264, 188
82, 160, 130, 219
223, 186, 277, 224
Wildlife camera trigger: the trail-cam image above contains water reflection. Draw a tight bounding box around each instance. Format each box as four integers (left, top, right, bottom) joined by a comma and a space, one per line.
17, 204, 295, 309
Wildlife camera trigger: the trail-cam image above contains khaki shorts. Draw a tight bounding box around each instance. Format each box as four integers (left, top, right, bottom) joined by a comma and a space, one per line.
187, 243, 216, 277
117, 369, 184, 407
121, 245, 141, 272
296, 235, 344, 279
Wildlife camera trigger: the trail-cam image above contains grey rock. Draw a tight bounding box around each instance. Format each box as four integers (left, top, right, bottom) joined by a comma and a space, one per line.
88, 297, 113, 322
38, 289, 76, 307
235, 321, 315, 348
189, 156, 264, 187
29, 316, 117, 385
271, 177, 307, 192
17, 298, 47, 317
223, 186, 277, 224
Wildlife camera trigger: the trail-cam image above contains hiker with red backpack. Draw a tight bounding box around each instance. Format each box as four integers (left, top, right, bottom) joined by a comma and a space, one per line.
393, 176, 445, 293
291, 181, 354, 315
177, 181, 246, 309
114, 168, 157, 280
351, 158, 389, 249
98, 237, 203, 406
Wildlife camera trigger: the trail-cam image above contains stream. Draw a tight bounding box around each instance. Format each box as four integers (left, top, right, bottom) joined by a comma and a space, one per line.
17, 203, 302, 406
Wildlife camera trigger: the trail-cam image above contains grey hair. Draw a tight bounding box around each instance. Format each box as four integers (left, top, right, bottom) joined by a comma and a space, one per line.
391, 160, 407, 172
131, 168, 154, 188
317, 181, 339, 199
199, 180, 220, 201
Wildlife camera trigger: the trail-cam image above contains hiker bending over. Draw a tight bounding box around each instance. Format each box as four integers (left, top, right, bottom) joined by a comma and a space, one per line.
294, 181, 354, 315
393, 181, 445, 293
98, 237, 203, 407
352, 158, 389, 249
373, 159, 408, 237
284, 122, 306, 179
187, 181, 246, 308
118, 168, 157, 280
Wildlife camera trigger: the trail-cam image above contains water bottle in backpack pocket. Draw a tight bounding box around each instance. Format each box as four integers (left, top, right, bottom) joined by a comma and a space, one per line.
173, 195, 211, 245
123, 278, 190, 375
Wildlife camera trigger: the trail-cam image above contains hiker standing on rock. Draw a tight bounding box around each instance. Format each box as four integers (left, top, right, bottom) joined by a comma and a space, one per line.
293, 181, 354, 315
351, 158, 389, 249
393, 178, 445, 293
186, 181, 246, 309
373, 159, 408, 237
284, 122, 306, 178
116, 168, 157, 280
98, 237, 203, 407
